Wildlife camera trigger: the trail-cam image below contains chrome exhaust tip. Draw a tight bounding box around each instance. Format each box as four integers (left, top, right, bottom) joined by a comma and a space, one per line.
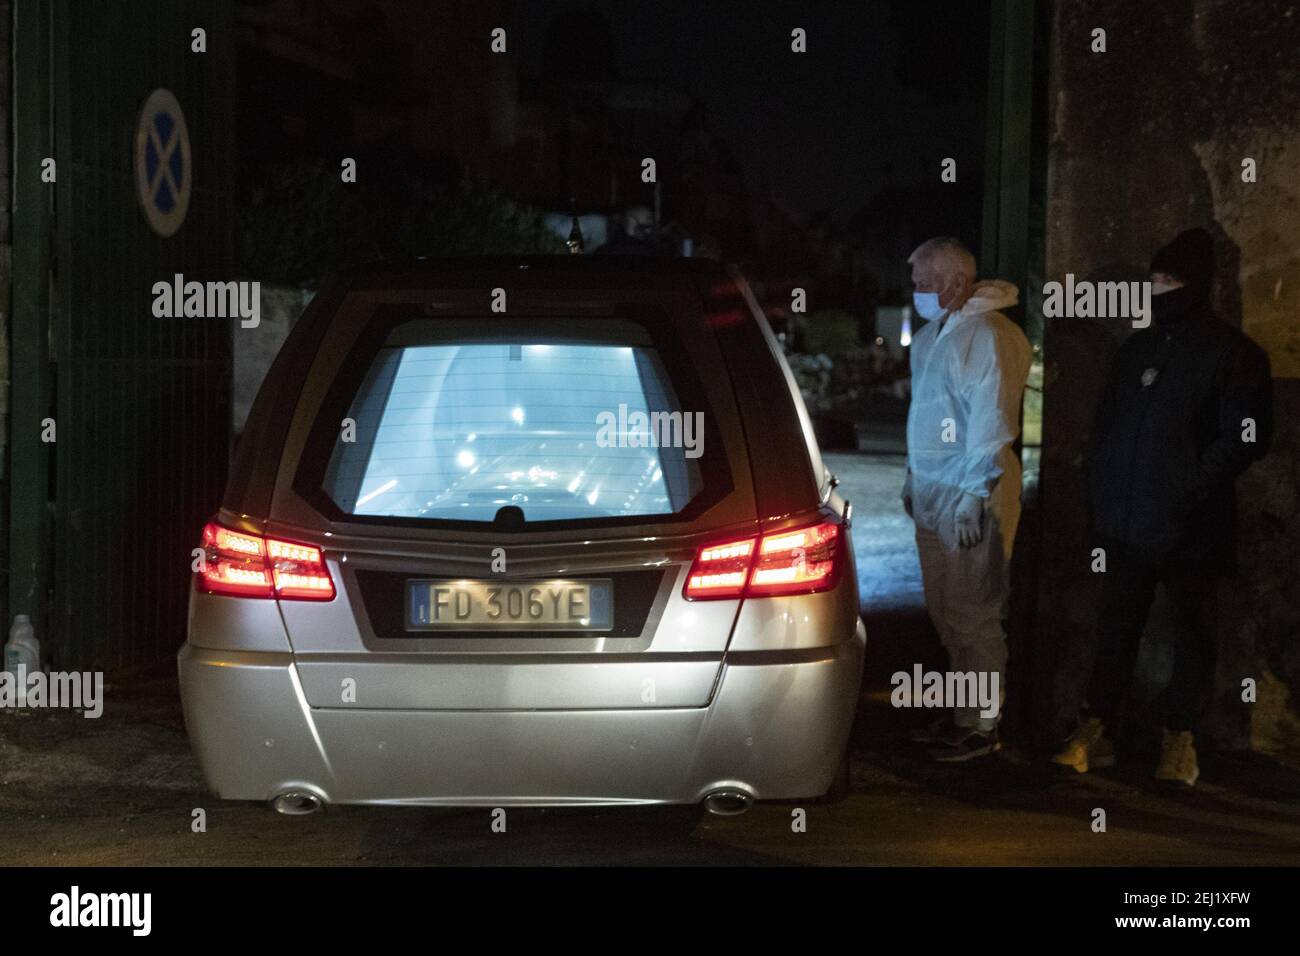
270, 790, 324, 816
703, 789, 753, 817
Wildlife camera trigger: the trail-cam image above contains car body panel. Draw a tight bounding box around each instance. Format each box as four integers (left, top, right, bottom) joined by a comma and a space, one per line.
188, 590, 293, 654
267, 523, 750, 709
179, 620, 864, 805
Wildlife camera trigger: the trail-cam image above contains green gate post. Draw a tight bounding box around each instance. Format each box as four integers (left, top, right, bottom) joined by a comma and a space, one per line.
981, 0, 1037, 297
981, 0, 1043, 739
8, 0, 53, 648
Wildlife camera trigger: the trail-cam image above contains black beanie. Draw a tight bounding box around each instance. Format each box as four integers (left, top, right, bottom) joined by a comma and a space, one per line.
1150, 228, 1215, 295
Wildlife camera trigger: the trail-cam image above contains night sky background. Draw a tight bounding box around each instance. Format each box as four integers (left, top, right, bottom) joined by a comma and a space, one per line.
517, 0, 990, 223
237, 0, 993, 300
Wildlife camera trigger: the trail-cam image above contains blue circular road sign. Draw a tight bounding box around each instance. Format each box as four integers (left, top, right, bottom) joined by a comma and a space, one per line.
134, 88, 191, 237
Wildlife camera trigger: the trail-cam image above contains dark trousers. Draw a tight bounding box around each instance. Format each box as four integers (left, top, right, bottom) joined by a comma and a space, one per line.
1085, 543, 1219, 732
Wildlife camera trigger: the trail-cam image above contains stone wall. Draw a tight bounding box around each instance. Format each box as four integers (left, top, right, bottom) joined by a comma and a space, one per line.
1035, 0, 1300, 752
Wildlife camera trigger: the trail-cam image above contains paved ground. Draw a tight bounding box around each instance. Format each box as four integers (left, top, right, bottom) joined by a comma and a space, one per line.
831, 446, 923, 612
2, 450, 1298, 866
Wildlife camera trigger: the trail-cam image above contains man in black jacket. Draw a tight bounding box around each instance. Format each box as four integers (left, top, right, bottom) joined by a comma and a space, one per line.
1052, 228, 1273, 786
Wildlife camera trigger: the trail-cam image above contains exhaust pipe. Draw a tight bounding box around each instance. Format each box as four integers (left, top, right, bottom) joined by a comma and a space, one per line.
703, 789, 753, 817
270, 790, 324, 816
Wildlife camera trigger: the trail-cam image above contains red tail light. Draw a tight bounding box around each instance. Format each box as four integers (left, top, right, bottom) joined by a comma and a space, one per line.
266, 538, 335, 599
682, 519, 843, 600
683, 537, 754, 599
748, 521, 840, 595
198, 524, 273, 598
197, 522, 335, 601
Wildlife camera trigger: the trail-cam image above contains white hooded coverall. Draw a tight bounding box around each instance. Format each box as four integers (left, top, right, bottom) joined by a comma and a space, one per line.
905, 279, 1032, 732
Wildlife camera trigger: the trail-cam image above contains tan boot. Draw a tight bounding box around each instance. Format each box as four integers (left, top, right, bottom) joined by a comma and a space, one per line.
1051, 717, 1115, 773
1154, 729, 1199, 787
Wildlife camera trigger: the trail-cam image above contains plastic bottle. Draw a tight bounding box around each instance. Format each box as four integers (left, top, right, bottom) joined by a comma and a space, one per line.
4, 614, 41, 679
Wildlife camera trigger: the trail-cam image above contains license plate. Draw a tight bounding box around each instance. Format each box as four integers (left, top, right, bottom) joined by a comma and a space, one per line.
406, 579, 614, 631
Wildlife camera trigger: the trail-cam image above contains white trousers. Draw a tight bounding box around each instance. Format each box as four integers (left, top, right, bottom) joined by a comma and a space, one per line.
914, 492, 1017, 732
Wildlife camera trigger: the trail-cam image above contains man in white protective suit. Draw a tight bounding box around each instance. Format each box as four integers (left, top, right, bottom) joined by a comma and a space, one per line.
901, 237, 1032, 762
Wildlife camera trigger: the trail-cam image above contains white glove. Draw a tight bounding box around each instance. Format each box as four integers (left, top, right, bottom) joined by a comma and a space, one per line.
955, 493, 985, 548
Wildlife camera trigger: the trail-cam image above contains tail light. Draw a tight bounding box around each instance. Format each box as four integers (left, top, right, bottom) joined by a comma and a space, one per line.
683, 538, 754, 599
683, 519, 843, 600
198, 524, 273, 598
196, 522, 335, 601
748, 521, 840, 595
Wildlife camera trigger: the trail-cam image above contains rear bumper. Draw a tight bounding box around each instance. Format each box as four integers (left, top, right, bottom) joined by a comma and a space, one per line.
177, 623, 865, 807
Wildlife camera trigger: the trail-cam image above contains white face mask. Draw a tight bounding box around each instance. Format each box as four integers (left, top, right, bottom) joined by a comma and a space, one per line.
912, 291, 946, 320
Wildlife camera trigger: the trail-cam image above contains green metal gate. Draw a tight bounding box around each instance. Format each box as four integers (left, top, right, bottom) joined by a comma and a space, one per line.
10, 0, 234, 671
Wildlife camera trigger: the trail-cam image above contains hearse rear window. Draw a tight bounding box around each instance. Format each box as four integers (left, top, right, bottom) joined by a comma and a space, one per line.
314, 317, 721, 525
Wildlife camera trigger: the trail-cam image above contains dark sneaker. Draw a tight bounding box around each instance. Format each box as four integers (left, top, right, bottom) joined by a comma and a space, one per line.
909, 717, 962, 745
928, 728, 1001, 762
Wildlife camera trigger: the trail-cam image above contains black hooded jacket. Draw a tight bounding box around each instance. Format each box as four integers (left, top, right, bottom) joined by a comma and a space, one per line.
1087, 292, 1273, 568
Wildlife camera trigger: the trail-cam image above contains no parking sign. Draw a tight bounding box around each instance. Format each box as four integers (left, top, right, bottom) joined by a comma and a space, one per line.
134, 88, 191, 237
